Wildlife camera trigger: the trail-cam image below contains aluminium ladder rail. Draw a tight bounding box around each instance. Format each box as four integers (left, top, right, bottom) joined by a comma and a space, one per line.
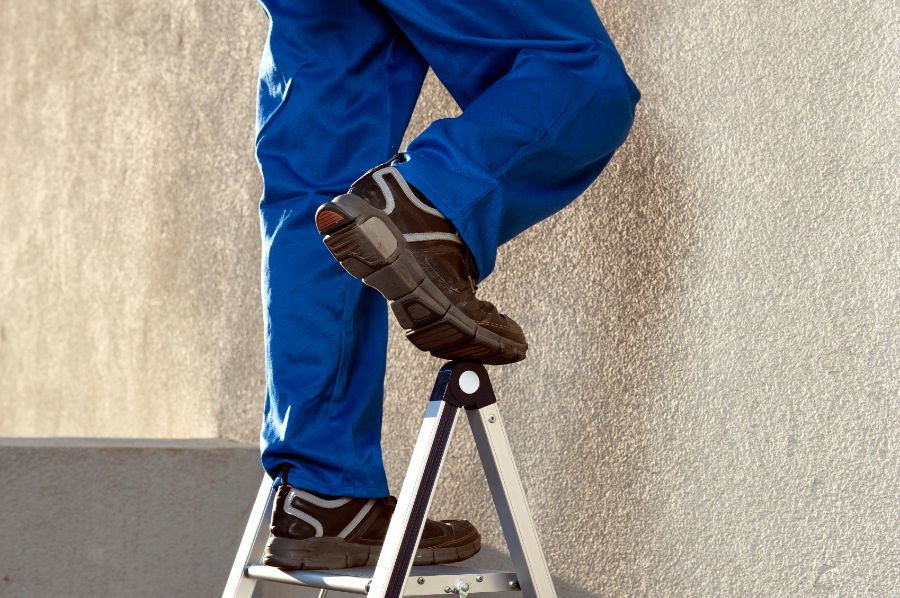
223, 360, 558, 598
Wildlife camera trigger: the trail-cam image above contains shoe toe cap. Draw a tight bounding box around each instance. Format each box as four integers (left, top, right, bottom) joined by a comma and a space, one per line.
422, 517, 480, 548
481, 311, 527, 345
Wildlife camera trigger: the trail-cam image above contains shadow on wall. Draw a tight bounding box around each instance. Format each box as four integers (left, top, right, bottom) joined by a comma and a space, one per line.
485, 66, 697, 586
371, 3, 698, 586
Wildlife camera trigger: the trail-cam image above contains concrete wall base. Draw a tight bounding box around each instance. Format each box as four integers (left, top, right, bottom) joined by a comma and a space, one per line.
0, 439, 294, 598
0, 438, 612, 597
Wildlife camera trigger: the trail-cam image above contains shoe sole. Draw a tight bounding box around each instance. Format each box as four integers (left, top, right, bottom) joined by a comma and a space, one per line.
314, 193, 527, 365
262, 534, 482, 570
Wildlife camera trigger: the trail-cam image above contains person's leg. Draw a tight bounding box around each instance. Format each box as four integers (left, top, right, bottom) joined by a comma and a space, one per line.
379, 0, 641, 282
255, 0, 428, 498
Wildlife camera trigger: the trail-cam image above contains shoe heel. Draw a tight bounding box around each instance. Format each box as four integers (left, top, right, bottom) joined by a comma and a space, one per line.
318, 194, 428, 298
316, 210, 399, 278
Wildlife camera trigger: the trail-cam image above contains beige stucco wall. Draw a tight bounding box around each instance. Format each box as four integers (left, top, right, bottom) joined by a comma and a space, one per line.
0, 1, 896, 595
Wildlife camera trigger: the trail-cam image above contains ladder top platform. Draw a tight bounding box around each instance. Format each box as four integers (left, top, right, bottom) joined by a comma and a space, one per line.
245, 564, 519, 595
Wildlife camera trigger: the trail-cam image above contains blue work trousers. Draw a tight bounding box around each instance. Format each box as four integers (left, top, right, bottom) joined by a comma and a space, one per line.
256, 0, 640, 497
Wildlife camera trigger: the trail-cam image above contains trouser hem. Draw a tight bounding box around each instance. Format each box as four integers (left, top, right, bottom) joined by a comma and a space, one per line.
272, 468, 390, 499
392, 152, 498, 282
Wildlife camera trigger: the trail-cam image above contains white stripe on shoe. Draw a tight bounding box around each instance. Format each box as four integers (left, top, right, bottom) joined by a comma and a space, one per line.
403, 231, 463, 244
373, 166, 447, 219
283, 489, 326, 537
337, 499, 376, 538
283, 488, 376, 539
293, 489, 353, 509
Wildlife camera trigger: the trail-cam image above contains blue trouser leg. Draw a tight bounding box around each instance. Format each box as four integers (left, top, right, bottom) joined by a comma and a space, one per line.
383, 0, 641, 281
256, 0, 427, 497
256, 0, 639, 497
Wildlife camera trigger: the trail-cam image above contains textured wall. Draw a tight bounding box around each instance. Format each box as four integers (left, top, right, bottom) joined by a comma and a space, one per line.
1, 0, 897, 596
0, 1, 264, 438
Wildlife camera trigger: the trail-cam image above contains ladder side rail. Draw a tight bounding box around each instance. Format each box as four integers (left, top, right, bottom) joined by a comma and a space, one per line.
467, 404, 558, 598
368, 368, 461, 598
222, 474, 277, 598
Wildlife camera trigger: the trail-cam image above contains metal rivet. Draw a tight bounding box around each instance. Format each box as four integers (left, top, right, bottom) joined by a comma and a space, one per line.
509, 579, 521, 589
444, 586, 453, 593
418, 577, 425, 584
475, 575, 484, 582
488, 415, 496, 423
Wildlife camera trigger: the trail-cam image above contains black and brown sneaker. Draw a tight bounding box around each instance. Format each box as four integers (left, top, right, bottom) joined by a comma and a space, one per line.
262, 484, 481, 570
314, 154, 527, 364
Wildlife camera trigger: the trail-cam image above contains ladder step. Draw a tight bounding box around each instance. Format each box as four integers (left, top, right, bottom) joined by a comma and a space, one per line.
245, 564, 520, 595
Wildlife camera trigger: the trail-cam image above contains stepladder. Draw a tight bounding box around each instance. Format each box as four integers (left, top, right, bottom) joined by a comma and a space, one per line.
223, 360, 558, 598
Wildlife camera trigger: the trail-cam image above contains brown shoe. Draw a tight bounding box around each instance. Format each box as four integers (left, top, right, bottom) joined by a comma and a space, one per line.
262, 484, 481, 570
314, 154, 527, 364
